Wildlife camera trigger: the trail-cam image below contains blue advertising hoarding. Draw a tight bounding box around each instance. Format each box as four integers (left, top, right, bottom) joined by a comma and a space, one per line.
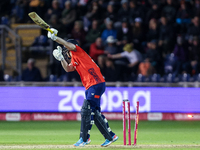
0, 87, 199, 113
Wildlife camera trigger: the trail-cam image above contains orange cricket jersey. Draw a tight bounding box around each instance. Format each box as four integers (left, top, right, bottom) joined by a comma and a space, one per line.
70, 45, 105, 90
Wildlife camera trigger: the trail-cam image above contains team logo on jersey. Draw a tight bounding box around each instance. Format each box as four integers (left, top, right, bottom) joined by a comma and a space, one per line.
74, 62, 78, 66
88, 68, 102, 83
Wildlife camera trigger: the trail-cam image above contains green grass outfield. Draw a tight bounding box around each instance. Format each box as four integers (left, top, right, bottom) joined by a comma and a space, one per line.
0, 121, 200, 150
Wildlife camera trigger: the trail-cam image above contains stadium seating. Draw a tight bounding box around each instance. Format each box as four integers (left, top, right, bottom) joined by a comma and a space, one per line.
11, 24, 41, 47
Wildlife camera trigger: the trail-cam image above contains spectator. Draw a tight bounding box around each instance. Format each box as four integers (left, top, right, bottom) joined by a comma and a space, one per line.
138, 59, 155, 76
29, 0, 45, 19
118, 0, 129, 22
1, 15, 10, 26
176, 1, 191, 34
101, 19, 117, 43
185, 36, 200, 75
98, 0, 107, 12
129, 0, 145, 24
49, 15, 66, 38
89, 37, 106, 63
75, 0, 88, 20
85, 20, 101, 44
105, 36, 118, 54
116, 18, 132, 45
117, 36, 130, 52
109, 43, 142, 77
173, 35, 189, 76
21, 58, 43, 81
50, 14, 61, 29
146, 18, 159, 42
145, 2, 161, 24
71, 20, 86, 46
61, 1, 77, 30
85, 0, 102, 21
31, 35, 48, 47
45, 0, 62, 23
83, 20, 102, 53
158, 16, 175, 56
11, 0, 29, 23
99, 36, 118, 78
187, 16, 200, 44
64, 0, 78, 8
104, 3, 117, 22
164, 53, 176, 75
145, 40, 162, 74
193, 0, 200, 17
162, 0, 176, 23
103, 57, 117, 81
131, 17, 145, 52
176, 1, 191, 24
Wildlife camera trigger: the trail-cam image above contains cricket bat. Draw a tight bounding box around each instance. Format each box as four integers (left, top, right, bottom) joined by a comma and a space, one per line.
28, 12, 56, 35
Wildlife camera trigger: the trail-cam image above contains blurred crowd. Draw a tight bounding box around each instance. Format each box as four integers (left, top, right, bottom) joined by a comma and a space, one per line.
1, 0, 200, 82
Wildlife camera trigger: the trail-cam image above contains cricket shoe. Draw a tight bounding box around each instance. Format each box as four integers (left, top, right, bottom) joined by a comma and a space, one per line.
101, 134, 118, 147
112, 134, 119, 142
101, 139, 113, 147
86, 138, 91, 145
73, 137, 88, 147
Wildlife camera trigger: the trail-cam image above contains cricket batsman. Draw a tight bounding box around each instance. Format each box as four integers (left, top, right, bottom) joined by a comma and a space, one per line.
47, 28, 118, 147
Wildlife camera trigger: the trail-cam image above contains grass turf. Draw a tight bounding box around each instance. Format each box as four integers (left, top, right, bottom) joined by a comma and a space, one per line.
0, 121, 200, 149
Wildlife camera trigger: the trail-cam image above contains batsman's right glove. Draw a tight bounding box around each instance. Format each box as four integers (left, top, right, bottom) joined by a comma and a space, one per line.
53, 46, 64, 61
47, 28, 58, 41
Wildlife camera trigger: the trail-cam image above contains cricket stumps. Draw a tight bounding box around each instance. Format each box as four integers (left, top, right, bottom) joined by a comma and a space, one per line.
122, 100, 139, 146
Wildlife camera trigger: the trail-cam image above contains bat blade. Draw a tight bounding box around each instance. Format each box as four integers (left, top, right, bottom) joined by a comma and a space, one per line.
28, 12, 50, 30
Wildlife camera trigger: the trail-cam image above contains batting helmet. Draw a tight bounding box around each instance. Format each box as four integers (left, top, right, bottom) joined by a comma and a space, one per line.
67, 39, 79, 46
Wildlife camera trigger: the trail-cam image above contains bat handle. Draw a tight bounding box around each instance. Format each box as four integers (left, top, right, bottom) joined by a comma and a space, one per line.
47, 28, 57, 36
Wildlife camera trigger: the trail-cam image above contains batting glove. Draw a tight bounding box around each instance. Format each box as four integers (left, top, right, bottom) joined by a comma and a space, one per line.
53, 46, 64, 61
47, 28, 58, 41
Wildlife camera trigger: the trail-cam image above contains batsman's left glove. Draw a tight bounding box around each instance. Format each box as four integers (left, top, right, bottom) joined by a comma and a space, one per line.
53, 46, 64, 61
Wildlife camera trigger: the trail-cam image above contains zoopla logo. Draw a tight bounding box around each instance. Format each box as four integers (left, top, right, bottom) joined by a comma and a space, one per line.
100, 90, 151, 112
58, 89, 151, 112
